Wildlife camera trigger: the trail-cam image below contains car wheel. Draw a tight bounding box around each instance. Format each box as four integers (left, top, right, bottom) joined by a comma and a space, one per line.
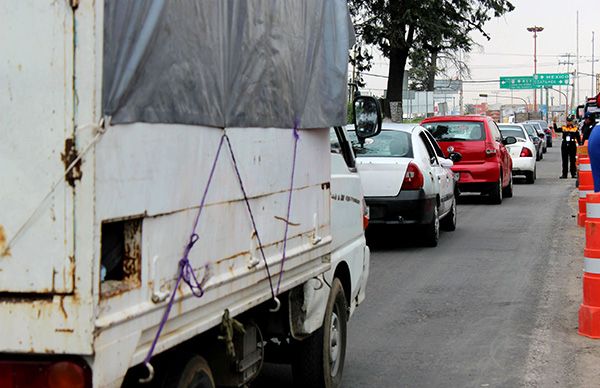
525, 169, 535, 184
292, 278, 347, 388
440, 197, 457, 232
502, 172, 513, 198
536, 150, 541, 161
489, 175, 503, 204
423, 205, 440, 247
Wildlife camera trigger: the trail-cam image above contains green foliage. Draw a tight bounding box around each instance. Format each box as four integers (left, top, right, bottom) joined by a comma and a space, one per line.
349, 0, 514, 100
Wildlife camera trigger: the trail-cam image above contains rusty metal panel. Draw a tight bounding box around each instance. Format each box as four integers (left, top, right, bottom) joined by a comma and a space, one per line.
0, 295, 93, 354
0, 0, 75, 293
92, 125, 332, 371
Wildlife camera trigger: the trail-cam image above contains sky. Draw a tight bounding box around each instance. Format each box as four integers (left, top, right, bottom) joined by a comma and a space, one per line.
361, 0, 600, 108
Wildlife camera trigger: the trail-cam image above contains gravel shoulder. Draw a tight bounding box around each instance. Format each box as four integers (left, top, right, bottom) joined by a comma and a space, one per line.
523, 187, 600, 388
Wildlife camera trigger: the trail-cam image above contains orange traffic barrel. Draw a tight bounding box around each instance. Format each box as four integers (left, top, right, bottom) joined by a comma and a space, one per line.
579, 192, 600, 338
578, 158, 594, 227
577, 144, 589, 168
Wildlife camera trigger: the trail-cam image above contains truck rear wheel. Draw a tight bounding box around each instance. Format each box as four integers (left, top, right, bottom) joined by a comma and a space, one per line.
292, 278, 347, 388
162, 353, 215, 388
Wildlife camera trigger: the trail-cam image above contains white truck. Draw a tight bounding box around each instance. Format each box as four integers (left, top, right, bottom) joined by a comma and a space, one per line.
0, 1, 380, 387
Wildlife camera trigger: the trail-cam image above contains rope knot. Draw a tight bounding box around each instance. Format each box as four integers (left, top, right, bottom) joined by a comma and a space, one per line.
187, 233, 199, 250
293, 117, 301, 140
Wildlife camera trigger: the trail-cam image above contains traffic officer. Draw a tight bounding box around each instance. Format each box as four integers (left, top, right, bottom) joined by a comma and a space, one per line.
582, 112, 596, 143
560, 115, 581, 178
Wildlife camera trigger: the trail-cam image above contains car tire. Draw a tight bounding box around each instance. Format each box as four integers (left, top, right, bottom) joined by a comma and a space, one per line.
540, 150, 544, 160
440, 197, 457, 232
292, 278, 347, 388
489, 175, 503, 204
423, 205, 440, 247
525, 169, 535, 184
502, 173, 513, 198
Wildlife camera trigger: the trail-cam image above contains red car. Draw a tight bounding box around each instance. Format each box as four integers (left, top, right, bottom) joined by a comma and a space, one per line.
421, 115, 516, 204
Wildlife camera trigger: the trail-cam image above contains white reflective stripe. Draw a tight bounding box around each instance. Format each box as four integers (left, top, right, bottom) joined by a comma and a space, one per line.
580, 163, 592, 171
585, 257, 600, 274
580, 190, 594, 198
588, 203, 600, 218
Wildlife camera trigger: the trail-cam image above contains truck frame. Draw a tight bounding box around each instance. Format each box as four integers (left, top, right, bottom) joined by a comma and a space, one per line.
0, 1, 376, 387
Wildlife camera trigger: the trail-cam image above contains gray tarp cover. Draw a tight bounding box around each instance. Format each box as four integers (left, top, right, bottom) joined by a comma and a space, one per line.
102, 0, 354, 129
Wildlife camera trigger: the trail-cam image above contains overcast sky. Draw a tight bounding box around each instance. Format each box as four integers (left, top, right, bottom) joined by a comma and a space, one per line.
361, 0, 600, 107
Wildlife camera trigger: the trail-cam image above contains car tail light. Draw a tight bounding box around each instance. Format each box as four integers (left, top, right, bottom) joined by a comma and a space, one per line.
402, 162, 424, 190
520, 147, 533, 157
0, 360, 90, 388
485, 143, 497, 157
362, 198, 369, 230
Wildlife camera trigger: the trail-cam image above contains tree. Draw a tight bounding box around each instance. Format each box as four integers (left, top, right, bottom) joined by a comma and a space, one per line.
349, 0, 514, 117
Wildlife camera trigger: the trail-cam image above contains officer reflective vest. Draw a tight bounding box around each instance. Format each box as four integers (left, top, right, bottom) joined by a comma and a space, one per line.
562, 124, 581, 145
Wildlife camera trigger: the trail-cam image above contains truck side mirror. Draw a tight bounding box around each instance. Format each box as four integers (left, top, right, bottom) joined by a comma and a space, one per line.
353, 96, 382, 139
576, 105, 585, 120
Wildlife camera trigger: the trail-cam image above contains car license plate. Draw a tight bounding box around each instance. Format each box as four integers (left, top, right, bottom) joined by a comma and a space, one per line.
370, 206, 384, 219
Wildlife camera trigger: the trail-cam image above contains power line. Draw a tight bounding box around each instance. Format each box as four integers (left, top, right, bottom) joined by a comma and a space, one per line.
471, 51, 594, 59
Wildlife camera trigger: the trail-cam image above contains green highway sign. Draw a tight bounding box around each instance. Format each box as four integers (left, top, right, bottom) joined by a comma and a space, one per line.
534, 73, 570, 86
500, 73, 570, 89
500, 76, 535, 89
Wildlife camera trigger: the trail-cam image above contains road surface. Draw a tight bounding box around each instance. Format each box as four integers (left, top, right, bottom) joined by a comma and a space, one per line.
254, 146, 600, 387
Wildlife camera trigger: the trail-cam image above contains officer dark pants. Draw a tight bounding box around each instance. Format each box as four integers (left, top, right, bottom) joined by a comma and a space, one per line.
561, 141, 577, 177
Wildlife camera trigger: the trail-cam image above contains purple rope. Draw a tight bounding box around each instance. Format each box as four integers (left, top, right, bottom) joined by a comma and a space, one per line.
276, 121, 300, 294
142, 125, 299, 369
143, 134, 226, 365
223, 134, 277, 301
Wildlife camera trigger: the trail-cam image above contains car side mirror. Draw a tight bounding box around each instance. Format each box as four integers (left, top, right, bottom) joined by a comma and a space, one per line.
353, 96, 382, 139
448, 152, 462, 163
503, 136, 517, 145
439, 158, 453, 168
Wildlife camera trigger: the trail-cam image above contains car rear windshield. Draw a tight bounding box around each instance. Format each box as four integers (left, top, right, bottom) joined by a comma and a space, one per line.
423, 121, 485, 141
499, 127, 526, 139
522, 124, 536, 136
347, 130, 413, 158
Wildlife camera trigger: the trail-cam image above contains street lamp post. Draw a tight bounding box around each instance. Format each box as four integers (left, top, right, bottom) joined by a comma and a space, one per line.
527, 26, 544, 112
479, 93, 529, 111
479, 94, 528, 122
546, 87, 569, 118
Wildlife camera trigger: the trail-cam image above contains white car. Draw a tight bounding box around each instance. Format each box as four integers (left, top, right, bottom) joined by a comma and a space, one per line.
347, 123, 458, 247
498, 123, 537, 184
527, 121, 548, 153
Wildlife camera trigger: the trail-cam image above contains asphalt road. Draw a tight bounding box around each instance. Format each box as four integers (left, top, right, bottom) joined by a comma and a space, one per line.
255, 144, 600, 387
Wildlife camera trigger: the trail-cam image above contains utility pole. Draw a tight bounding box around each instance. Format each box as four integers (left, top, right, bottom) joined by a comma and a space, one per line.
577, 11, 580, 106
559, 53, 575, 111
593, 31, 596, 96
350, 45, 358, 101
527, 26, 544, 112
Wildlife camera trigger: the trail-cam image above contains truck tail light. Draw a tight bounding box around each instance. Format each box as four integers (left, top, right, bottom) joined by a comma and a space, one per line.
402, 162, 424, 190
520, 147, 533, 157
0, 359, 90, 388
47, 362, 86, 388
